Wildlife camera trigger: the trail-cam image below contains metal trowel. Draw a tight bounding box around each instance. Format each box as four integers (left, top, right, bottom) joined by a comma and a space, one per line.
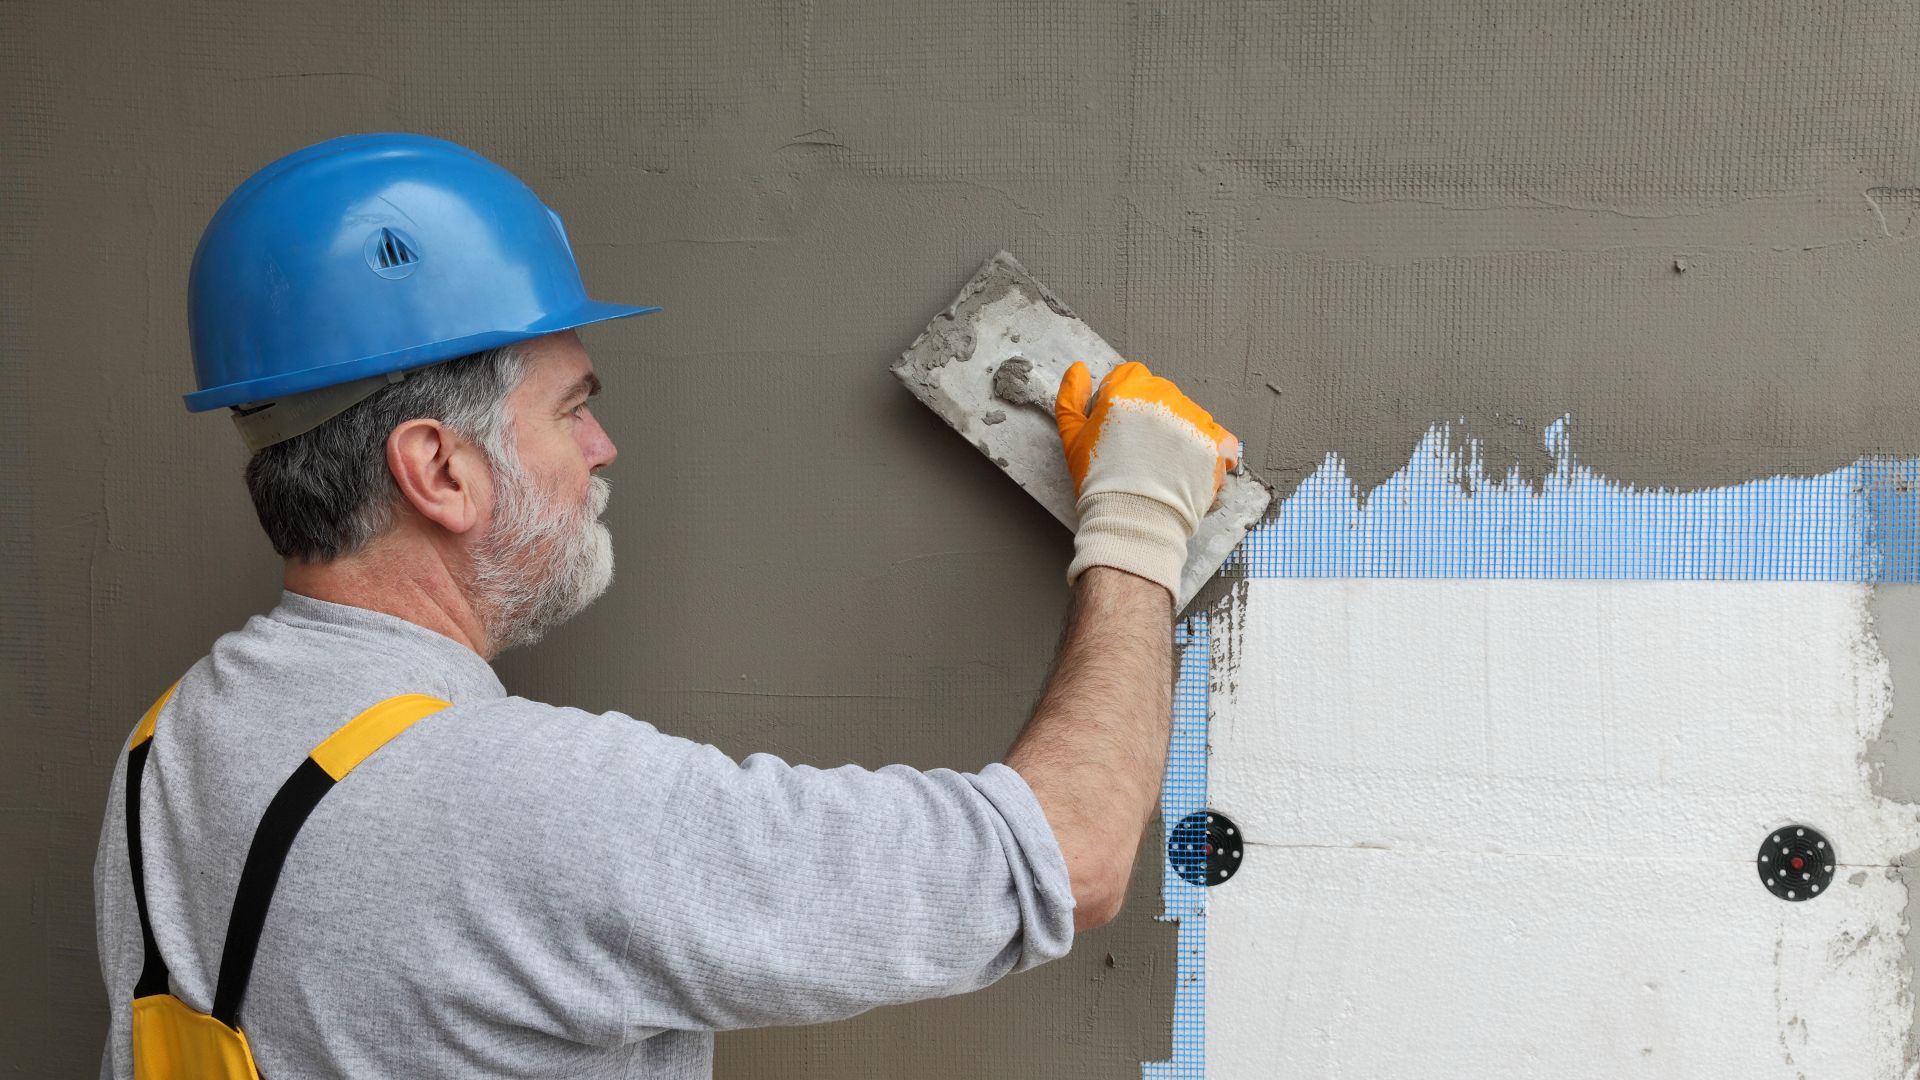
892, 251, 1273, 611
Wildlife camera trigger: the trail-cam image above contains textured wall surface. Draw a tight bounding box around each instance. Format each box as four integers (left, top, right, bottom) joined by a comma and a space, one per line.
9, 1, 1920, 1077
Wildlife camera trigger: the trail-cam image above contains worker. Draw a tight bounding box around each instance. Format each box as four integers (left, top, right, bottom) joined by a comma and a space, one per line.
92, 133, 1239, 1079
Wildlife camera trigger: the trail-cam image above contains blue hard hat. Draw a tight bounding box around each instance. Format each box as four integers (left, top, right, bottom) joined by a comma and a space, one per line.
184, 132, 657, 412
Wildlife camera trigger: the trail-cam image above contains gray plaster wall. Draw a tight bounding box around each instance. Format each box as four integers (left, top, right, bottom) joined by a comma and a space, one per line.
8, 1, 1920, 1076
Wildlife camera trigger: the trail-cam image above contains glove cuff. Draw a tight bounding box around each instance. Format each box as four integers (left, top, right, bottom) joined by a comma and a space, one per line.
1067, 491, 1190, 597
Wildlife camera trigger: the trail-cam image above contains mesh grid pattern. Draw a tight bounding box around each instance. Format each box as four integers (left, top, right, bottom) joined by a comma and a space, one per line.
1142, 617, 1210, 1079
1234, 423, 1920, 581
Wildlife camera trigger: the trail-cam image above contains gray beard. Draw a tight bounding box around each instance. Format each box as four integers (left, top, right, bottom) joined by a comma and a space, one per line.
469, 460, 614, 656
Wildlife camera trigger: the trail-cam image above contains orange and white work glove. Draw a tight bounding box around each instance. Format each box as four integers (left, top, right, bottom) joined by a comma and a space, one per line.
1055, 360, 1240, 597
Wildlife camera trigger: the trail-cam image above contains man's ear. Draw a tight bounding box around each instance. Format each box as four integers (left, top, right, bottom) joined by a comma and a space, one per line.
387, 419, 489, 535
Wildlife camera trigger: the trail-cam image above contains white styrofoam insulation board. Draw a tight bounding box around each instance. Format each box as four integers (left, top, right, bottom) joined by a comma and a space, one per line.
1207, 579, 1920, 1078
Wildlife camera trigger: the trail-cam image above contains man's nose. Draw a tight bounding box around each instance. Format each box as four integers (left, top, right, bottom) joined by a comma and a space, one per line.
585, 409, 617, 471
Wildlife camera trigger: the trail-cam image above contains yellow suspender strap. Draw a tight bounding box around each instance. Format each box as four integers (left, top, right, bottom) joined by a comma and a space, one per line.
210, 692, 452, 1025
126, 686, 453, 1029
131, 686, 450, 765
308, 694, 453, 780
130, 682, 181, 750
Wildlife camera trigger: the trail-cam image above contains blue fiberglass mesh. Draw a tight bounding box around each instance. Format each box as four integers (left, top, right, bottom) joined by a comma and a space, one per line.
1140, 426, 1920, 1077
1233, 421, 1920, 581
1142, 617, 1210, 1079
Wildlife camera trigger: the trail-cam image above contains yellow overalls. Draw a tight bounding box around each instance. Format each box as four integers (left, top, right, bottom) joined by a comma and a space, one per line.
122, 682, 450, 1078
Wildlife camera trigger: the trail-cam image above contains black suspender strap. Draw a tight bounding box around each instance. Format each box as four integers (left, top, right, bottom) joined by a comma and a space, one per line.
209, 758, 336, 1026
125, 745, 173, 998
209, 693, 451, 1026
126, 683, 180, 1001
125, 687, 451, 1029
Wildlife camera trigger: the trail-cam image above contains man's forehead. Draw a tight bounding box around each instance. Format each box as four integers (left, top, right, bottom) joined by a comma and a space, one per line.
520, 333, 598, 396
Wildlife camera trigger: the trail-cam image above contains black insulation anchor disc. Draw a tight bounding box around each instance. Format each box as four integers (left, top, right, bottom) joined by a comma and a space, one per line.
1169, 810, 1244, 887
1758, 825, 1835, 901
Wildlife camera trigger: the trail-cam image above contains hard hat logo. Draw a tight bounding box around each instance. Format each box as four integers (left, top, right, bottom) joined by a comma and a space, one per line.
365, 227, 420, 279
183, 132, 659, 438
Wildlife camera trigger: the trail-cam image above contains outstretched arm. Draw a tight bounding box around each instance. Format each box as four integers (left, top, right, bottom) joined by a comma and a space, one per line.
1005, 361, 1237, 931
1005, 566, 1172, 930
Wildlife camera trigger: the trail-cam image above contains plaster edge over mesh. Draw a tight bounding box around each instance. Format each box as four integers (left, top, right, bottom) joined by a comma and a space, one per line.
1140, 616, 1211, 1079
1234, 417, 1920, 582
1141, 420, 1920, 1077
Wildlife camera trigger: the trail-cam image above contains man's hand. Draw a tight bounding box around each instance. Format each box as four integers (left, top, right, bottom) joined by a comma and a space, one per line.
1054, 361, 1239, 598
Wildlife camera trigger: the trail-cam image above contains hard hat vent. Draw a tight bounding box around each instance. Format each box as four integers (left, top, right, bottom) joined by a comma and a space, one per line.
365, 227, 420, 279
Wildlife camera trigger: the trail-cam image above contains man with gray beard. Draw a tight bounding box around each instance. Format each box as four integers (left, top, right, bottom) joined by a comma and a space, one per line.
94, 135, 1237, 1079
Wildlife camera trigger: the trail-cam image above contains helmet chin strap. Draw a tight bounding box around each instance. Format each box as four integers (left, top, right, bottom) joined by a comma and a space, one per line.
230, 368, 410, 452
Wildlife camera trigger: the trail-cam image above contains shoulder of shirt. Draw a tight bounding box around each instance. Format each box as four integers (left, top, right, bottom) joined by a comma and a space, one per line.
428, 695, 673, 743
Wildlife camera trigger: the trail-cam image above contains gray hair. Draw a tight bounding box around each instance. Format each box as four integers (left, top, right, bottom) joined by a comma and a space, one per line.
244, 345, 528, 561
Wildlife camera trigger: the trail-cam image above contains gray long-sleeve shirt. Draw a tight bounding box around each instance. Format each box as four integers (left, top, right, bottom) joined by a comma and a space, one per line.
94, 591, 1075, 1077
